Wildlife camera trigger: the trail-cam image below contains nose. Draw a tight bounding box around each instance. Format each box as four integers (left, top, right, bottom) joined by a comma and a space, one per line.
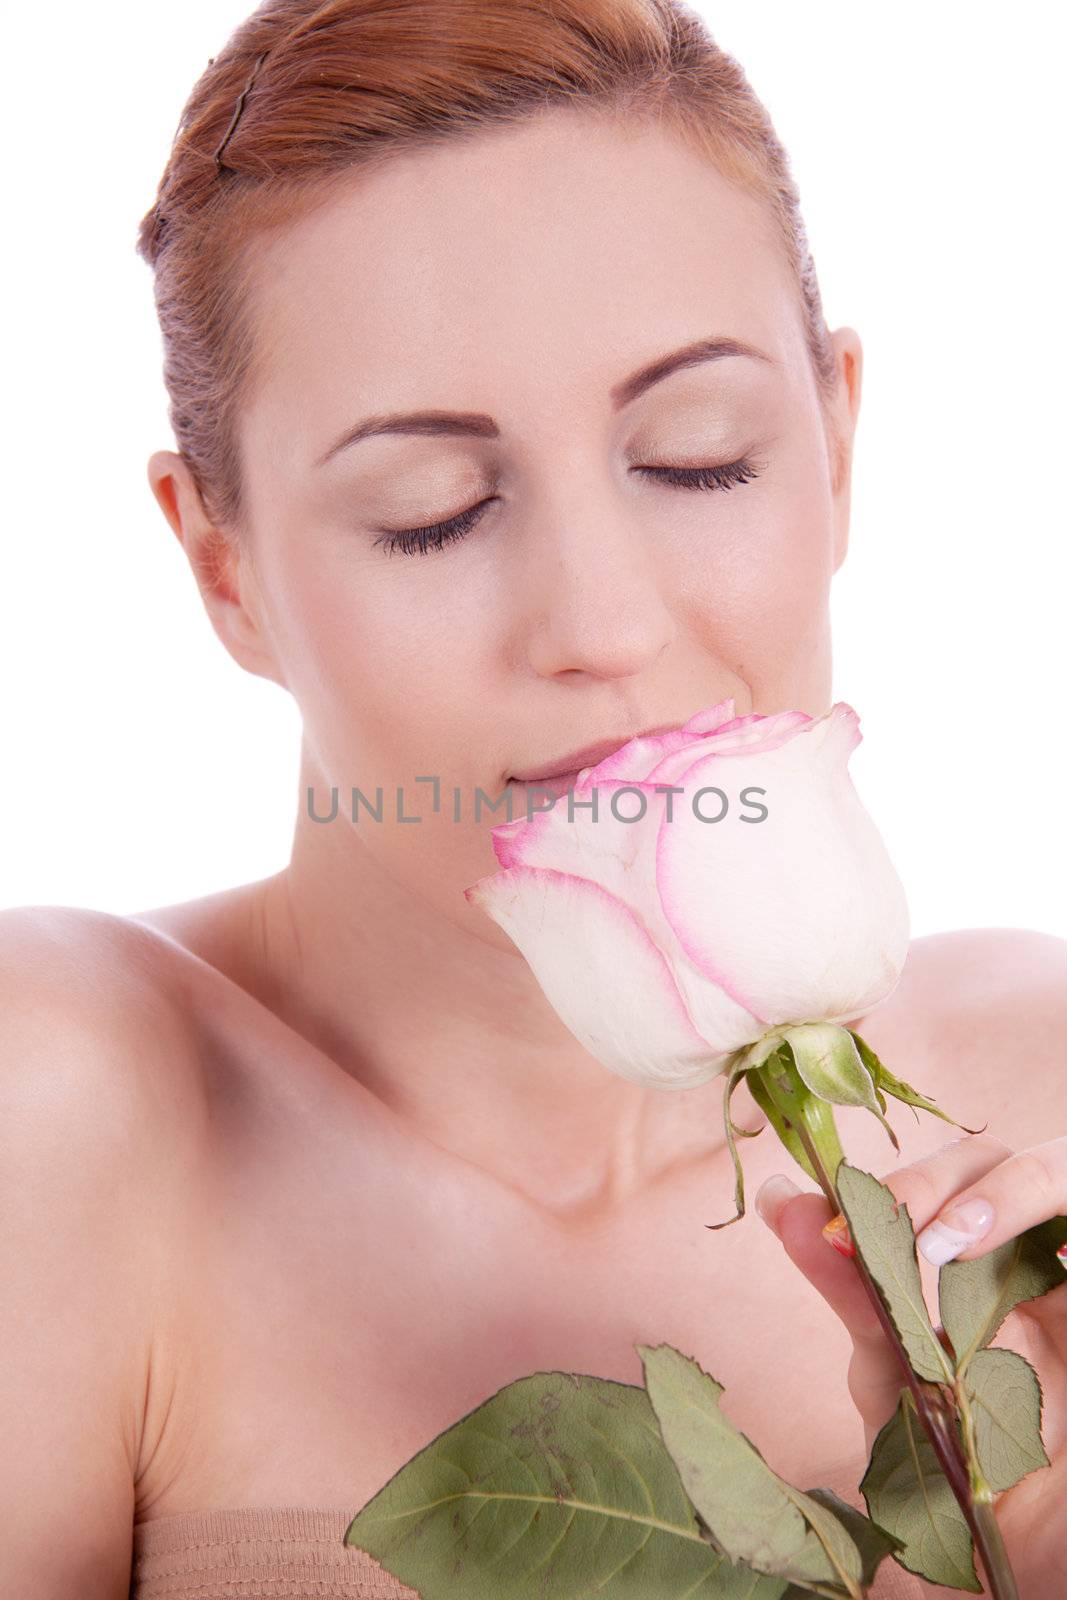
520, 495, 677, 681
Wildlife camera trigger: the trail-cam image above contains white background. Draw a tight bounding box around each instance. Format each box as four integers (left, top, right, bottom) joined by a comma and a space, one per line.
1, 2, 1063, 937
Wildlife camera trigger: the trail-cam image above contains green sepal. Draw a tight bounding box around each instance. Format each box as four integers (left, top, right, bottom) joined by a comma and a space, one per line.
756, 1041, 848, 1191
745, 1053, 819, 1184
848, 1030, 986, 1136
704, 1056, 754, 1231
783, 1023, 900, 1156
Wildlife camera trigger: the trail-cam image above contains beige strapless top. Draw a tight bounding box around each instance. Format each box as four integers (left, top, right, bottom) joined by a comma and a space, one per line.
129, 1492, 929, 1598
129, 1506, 418, 1596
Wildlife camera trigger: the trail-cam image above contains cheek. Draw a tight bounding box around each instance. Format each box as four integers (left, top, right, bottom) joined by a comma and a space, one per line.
270, 553, 487, 781
667, 453, 834, 693
260, 549, 509, 912
684, 470, 831, 616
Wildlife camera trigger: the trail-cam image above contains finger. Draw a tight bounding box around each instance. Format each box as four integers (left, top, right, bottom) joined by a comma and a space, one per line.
755, 1176, 906, 1435
907, 1134, 1067, 1266
878, 1131, 1015, 1229
826, 1132, 1017, 1265
755, 1176, 884, 1346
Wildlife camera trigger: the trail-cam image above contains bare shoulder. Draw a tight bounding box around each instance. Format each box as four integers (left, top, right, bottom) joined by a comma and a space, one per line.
0, 903, 209, 1593
897, 926, 1067, 1145
0, 898, 205, 1039
0, 901, 209, 1164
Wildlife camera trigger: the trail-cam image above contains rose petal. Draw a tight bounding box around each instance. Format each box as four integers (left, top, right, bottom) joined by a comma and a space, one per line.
656, 703, 909, 1022
643, 710, 814, 789
464, 866, 729, 1087
681, 697, 737, 734
574, 726, 694, 789
492, 781, 767, 1054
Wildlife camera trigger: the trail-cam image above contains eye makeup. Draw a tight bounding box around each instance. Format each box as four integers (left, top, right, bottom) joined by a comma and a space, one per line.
371, 454, 764, 558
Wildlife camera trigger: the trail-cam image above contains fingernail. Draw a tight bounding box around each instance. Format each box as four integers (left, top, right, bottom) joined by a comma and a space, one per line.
916, 1197, 995, 1266
754, 1173, 801, 1225
821, 1212, 855, 1257
1056, 1242, 1067, 1265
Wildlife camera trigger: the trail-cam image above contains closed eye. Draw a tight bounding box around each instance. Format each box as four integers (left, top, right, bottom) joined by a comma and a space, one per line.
635, 457, 763, 492
372, 455, 763, 557
372, 497, 496, 558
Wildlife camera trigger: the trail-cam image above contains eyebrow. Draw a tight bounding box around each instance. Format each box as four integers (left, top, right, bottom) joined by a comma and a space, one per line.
315, 335, 776, 468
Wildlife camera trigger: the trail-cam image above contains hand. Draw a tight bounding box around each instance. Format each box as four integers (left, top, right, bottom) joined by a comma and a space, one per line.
754, 1132, 1067, 1596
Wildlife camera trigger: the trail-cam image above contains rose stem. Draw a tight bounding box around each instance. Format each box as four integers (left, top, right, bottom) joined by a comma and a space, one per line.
789, 1111, 1019, 1600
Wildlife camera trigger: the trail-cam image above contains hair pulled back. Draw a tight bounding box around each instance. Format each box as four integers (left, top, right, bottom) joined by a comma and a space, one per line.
137, 0, 839, 534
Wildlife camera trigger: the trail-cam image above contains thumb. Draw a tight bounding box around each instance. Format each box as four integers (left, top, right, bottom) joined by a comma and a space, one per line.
754, 1173, 907, 1440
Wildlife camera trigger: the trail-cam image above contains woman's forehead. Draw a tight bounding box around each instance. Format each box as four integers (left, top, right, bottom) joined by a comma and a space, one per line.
242, 111, 799, 416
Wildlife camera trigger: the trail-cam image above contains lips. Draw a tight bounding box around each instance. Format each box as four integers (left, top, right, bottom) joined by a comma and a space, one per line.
509, 724, 685, 784
508, 768, 587, 798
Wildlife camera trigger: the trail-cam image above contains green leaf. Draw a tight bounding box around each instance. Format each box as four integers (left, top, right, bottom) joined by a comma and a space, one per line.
847, 1031, 983, 1135
639, 1343, 870, 1595
777, 1494, 864, 1594
343, 1366, 793, 1598
939, 1214, 1067, 1372
860, 1388, 981, 1592
794, 1489, 906, 1586
964, 1346, 1050, 1492
835, 1163, 955, 1384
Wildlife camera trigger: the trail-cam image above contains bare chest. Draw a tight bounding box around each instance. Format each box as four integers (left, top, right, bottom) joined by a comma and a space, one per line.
137, 1023, 939, 1523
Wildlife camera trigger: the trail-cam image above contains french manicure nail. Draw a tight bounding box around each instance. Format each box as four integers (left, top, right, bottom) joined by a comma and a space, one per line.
754, 1173, 801, 1225
916, 1197, 994, 1266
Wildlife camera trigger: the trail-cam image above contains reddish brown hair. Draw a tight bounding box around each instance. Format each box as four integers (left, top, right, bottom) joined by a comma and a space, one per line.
137, 0, 840, 535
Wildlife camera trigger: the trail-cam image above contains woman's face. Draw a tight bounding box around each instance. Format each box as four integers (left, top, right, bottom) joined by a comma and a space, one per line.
156, 107, 860, 933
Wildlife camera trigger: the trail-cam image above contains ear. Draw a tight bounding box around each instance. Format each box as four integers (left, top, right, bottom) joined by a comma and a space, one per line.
147, 451, 287, 688
824, 326, 863, 575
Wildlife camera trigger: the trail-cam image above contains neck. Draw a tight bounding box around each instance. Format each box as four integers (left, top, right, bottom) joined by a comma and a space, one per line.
250, 753, 756, 1224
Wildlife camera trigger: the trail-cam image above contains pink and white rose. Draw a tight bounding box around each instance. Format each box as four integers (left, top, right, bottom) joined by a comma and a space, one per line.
464, 699, 910, 1090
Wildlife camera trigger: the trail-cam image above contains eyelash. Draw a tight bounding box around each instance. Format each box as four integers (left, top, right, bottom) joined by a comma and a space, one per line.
371, 455, 763, 558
